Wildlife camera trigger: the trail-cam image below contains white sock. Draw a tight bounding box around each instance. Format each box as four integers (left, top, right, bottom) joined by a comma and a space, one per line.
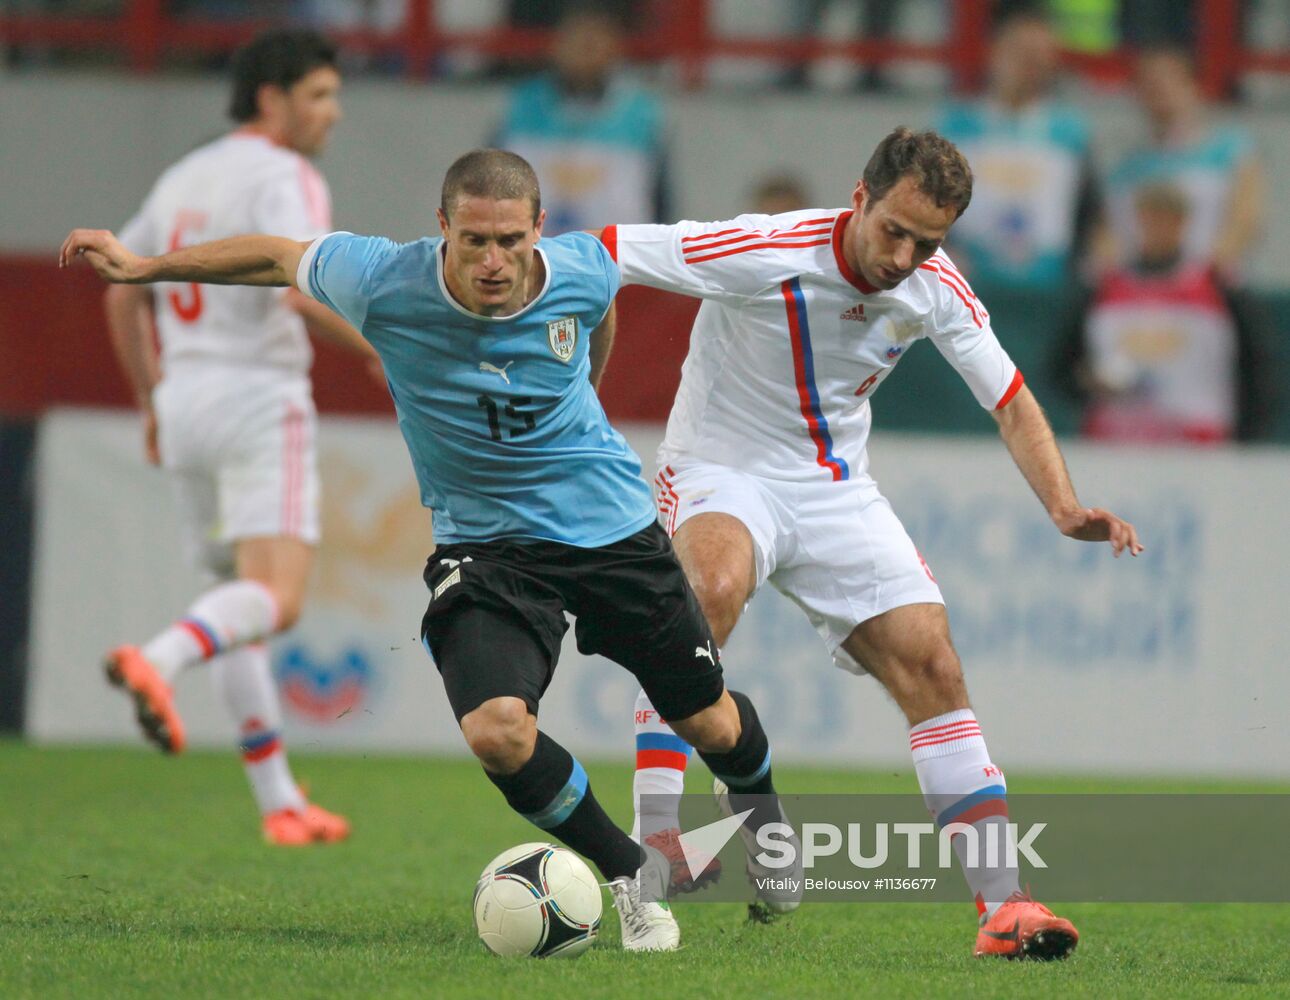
142, 580, 281, 684
210, 643, 305, 815
909, 708, 1019, 919
631, 689, 691, 842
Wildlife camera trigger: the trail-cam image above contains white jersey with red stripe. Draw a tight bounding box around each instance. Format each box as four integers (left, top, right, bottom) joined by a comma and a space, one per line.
605, 209, 1021, 484
119, 131, 332, 375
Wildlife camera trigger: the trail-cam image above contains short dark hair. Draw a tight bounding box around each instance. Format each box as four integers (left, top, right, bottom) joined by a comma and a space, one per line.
228, 30, 338, 124
862, 127, 973, 219
441, 150, 542, 223
993, 1, 1051, 32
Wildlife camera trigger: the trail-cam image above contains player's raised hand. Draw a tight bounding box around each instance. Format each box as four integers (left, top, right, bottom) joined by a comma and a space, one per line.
1054, 506, 1144, 557
59, 229, 149, 283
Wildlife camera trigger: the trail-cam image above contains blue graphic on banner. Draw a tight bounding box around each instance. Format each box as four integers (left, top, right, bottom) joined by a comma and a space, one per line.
893, 485, 1201, 671
274, 644, 377, 723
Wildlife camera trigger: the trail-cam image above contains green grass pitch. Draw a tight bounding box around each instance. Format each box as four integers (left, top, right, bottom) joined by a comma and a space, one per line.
3, 741, 1288, 999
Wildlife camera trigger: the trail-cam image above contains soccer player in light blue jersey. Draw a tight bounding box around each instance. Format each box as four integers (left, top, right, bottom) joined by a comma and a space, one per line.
61, 149, 788, 953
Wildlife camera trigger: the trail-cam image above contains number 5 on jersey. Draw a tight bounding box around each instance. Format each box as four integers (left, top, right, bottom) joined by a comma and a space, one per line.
167, 212, 208, 322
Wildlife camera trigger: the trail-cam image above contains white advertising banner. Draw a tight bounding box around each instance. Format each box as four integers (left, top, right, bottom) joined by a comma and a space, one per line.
27, 408, 1290, 778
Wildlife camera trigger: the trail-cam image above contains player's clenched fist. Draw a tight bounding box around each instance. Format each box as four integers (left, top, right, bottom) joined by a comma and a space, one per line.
59, 228, 149, 283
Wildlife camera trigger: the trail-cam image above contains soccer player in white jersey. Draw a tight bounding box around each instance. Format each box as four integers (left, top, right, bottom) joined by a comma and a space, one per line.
598, 128, 1143, 959
100, 31, 378, 845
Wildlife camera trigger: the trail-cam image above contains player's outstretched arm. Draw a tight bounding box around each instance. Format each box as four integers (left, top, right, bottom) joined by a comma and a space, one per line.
60, 229, 311, 289
992, 383, 1144, 557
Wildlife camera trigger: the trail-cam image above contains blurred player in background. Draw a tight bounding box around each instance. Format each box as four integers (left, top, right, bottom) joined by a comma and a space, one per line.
750, 173, 812, 216
598, 127, 1141, 959
62, 149, 792, 954
101, 30, 378, 845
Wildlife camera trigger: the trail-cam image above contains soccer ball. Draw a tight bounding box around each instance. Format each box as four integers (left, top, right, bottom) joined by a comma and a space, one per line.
473, 842, 603, 958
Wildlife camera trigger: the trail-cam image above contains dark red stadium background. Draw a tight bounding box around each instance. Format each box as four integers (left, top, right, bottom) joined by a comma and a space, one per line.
0, 257, 698, 421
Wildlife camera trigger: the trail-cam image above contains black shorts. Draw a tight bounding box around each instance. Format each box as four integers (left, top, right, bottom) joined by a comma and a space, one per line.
420, 522, 724, 723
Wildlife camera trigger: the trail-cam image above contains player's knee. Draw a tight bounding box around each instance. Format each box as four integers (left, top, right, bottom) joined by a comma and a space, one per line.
460, 700, 536, 773
689, 567, 746, 633
272, 592, 304, 631
909, 643, 965, 701
696, 713, 740, 754
671, 697, 739, 754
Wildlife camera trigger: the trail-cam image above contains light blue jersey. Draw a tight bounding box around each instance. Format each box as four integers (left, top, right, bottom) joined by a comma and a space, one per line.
496, 75, 666, 234
937, 100, 1094, 287
298, 229, 656, 547
1106, 124, 1253, 267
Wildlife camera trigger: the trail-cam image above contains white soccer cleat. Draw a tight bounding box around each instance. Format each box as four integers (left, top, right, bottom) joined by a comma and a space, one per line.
607, 845, 681, 952
713, 776, 803, 917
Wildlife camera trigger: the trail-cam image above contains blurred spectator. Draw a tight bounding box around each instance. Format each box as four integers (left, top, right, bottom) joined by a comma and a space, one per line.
496, 0, 641, 79
1056, 183, 1271, 444
1047, 0, 1118, 54
750, 174, 812, 215
1101, 45, 1265, 282
301, 0, 406, 33
504, 0, 638, 30
1118, 0, 1192, 49
493, 3, 668, 234
298, 0, 407, 73
172, 0, 295, 18
782, 0, 899, 92
935, 7, 1100, 289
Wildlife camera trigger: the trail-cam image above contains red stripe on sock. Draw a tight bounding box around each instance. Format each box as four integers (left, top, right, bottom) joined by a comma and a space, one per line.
946, 800, 1009, 828
911, 716, 978, 737
177, 619, 217, 659
910, 726, 982, 750
242, 737, 282, 763
636, 749, 689, 771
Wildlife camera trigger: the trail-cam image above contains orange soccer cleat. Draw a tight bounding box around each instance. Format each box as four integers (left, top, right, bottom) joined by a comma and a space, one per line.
263, 803, 352, 846
103, 645, 186, 754
643, 827, 722, 896
974, 890, 1079, 960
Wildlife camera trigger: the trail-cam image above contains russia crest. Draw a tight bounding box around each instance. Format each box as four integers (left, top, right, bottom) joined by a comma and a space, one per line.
547, 316, 578, 362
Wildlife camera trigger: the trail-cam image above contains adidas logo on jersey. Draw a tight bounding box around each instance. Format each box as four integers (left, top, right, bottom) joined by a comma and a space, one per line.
840, 304, 867, 322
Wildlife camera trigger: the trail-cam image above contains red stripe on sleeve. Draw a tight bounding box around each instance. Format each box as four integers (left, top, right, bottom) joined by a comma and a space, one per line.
994, 369, 1025, 410
600, 224, 618, 262
682, 227, 832, 256
919, 262, 984, 327
685, 237, 830, 265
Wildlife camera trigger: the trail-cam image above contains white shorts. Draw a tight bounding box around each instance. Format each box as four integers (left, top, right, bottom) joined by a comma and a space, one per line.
154, 366, 320, 577
654, 460, 943, 674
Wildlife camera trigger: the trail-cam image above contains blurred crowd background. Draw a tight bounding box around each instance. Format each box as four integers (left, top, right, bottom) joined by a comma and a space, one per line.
5, 0, 1288, 446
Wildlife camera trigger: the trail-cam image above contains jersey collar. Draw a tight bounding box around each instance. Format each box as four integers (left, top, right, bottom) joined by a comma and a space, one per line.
435, 243, 553, 324
832, 211, 878, 295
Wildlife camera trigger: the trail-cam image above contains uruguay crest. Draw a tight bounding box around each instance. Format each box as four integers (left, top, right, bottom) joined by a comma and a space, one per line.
547, 316, 578, 362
